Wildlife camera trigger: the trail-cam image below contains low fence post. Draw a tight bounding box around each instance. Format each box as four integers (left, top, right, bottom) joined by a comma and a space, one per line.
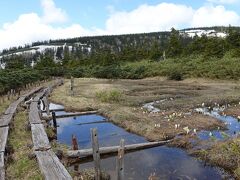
72, 135, 79, 171
91, 128, 101, 180
52, 111, 57, 129
70, 77, 74, 96
116, 139, 125, 180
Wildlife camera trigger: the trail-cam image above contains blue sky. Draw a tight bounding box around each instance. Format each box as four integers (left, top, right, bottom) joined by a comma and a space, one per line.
0, 0, 240, 49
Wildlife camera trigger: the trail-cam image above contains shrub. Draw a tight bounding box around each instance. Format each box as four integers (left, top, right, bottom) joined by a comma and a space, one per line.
167, 70, 184, 81
96, 90, 123, 103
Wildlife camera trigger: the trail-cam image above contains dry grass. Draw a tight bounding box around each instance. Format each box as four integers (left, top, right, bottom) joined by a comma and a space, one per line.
0, 95, 20, 115
6, 111, 43, 180
191, 138, 240, 179
50, 77, 240, 141
223, 104, 240, 117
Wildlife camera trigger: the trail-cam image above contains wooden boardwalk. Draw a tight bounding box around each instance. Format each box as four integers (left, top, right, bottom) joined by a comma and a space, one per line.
29, 81, 72, 179
0, 86, 43, 179
35, 150, 72, 180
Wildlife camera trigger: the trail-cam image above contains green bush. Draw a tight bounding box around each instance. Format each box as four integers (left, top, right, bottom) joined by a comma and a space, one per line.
167, 70, 184, 81
96, 90, 123, 103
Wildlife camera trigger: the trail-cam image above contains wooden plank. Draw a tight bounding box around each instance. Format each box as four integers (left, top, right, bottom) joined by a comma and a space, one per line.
22, 87, 43, 100
91, 128, 100, 180
4, 101, 19, 115
33, 91, 46, 102
29, 102, 42, 124
4, 95, 26, 115
0, 152, 5, 180
54, 111, 98, 119
56, 111, 98, 118
35, 150, 72, 180
0, 127, 9, 152
76, 120, 107, 126
0, 113, 14, 127
66, 140, 172, 158
116, 139, 124, 180
42, 108, 65, 113
31, 124, 51, 151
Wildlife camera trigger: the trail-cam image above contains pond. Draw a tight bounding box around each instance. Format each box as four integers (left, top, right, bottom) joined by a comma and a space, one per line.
47, 103, 229, 180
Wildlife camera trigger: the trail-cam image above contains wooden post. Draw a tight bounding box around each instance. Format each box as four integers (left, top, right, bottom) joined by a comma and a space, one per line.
91, 128, 101, 180
72, 135, 79, 171
43, 96, 50, 116
71, 135, 79, 150
46, 96, 50, 116
70, 77, 74, 96
163, 51, 166, 61
52, 111, 57, 129
116, 139, 125, 180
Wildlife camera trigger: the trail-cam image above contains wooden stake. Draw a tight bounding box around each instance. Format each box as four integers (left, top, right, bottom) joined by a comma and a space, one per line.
70, 77, 74, 96
43, 96, 50, 115
91, 128, 101, 180
71, 135, 79, 150
52, 111, 57, 128
116, 139, 125, 180
71, 134, 80, 171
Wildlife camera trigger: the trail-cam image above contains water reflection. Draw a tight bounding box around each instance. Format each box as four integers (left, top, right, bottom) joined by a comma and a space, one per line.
196, 107, 240, 140
52, 104, 224, 179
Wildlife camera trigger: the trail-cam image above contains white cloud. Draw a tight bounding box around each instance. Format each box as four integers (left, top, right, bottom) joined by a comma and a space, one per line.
207, 0, 239, 4
41, 0, 68, 24
0, 13, 97, 50
104, 3, 240, 34
105, 3, 194, 34
1, 1, 240, 50
191, 5, 240, 27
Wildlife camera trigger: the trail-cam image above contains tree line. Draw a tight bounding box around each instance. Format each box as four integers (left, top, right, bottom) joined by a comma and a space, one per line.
0, 26, 240, 94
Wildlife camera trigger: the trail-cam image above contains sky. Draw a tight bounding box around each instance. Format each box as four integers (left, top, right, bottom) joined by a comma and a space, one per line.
0, 0, 240, 50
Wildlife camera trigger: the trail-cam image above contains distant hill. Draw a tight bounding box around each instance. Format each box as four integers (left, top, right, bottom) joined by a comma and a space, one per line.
0, 26, 239, 69
2, 26, 238, 56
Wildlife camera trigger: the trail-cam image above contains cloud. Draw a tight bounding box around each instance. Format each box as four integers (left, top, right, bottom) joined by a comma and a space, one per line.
1, 1, 240, 50
0, 13, 97, 50
41, 0, 68, 24
105, 3, 194, 34
207, 0, 239, 4
104, 3, 240, 34
191, 5, 240, 27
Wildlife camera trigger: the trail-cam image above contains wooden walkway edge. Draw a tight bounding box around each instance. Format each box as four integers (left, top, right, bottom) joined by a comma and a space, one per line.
29, 80, 72, 180
0, 86, 44, 180
35, 150, 72, 180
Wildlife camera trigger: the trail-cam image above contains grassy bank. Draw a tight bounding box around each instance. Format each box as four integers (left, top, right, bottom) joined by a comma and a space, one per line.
6, 111, 42, 179
192, 138, 240, 179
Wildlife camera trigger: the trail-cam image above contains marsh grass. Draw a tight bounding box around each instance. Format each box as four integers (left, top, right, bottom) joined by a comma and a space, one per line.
195, 138, 240, 179
6, 111, 43, 180
96, 90, 123, 103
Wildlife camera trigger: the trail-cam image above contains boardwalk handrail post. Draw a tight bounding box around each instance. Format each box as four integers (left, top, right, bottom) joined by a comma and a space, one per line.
91, 128, 101, 180
116, 139, 125, 180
